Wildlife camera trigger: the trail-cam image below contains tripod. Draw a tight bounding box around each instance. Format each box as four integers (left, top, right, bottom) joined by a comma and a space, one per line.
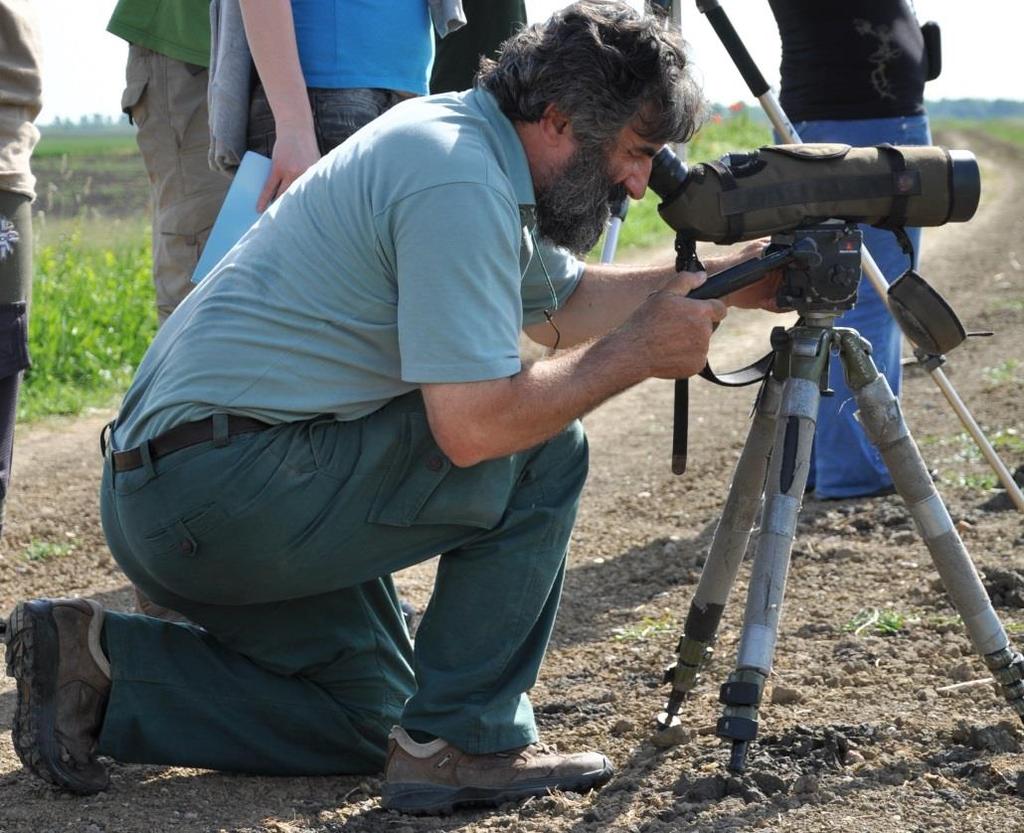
659, 306, 1024, 773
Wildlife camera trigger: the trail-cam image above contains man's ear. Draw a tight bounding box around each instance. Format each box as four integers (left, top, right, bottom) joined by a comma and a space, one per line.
539, 103, 574, 146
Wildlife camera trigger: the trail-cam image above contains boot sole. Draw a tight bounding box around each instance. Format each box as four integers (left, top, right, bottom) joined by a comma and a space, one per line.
4, 601, 110, 794
381, 763, 614, 814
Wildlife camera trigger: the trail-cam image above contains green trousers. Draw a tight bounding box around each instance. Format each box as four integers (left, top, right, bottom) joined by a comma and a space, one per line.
0, 191, 32, 536
99, 392, 587, 774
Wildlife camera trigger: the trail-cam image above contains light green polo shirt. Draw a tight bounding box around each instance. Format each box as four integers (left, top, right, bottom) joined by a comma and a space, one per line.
113, 89, 583, 449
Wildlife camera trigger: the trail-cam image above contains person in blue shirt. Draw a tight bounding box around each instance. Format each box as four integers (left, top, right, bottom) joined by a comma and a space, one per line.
241, 0, 433, 211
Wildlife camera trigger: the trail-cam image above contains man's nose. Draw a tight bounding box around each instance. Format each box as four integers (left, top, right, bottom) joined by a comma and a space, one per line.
619, 157, 652, 201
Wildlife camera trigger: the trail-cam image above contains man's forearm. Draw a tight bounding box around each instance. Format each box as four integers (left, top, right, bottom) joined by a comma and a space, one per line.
527, 241, 770, 349
526, 261, 676, 349
422, 327, 650, 467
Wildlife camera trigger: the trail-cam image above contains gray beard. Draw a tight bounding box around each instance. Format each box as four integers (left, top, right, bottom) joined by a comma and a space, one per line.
533, 143, 624, 256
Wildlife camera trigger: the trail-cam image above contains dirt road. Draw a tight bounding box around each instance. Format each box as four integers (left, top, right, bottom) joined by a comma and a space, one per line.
1, 128, 1022, 833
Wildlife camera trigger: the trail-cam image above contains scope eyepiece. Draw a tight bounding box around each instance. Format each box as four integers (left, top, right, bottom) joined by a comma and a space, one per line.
649, 146, 689, 203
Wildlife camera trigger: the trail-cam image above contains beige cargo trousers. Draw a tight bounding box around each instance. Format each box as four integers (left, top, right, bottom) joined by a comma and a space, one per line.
121, 45, 230, 323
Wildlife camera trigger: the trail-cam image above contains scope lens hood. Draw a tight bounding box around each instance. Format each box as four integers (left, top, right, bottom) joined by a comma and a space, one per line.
946, 149, 981, 223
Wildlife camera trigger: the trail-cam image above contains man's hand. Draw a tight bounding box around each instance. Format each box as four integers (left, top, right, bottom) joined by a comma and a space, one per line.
705, 237, 786, 312
724, 271, 785, 311
703, 238, 769, 275
621, 271, 727, 379
258, 124, 321, 211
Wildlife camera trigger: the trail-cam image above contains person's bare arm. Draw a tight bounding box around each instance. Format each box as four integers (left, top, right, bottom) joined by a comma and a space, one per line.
423, 273, 726, 467
239, 0, 320, 211
524, 238, 778, 349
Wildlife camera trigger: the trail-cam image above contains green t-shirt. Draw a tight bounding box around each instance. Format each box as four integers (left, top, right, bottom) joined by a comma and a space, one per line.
107, 0, 211, 67
113, 89, 583, 449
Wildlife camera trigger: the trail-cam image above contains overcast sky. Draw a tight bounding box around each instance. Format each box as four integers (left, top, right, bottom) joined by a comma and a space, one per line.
32, 0, 1024, 124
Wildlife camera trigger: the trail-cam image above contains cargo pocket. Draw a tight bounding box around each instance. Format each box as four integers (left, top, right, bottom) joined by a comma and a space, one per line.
367, 413, 518, 530
0, 303, 30, 380
368, 413, 452, 527
121, 46, 150, 127
142, 502, 230, 559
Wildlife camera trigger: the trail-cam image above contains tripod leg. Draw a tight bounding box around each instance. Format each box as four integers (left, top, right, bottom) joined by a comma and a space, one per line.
660, 377, 783, 726
837, 329, 1024, 718
717, 327, 831, 772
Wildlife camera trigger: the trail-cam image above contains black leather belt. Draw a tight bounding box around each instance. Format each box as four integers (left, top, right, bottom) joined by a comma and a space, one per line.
110, 415, 270, 473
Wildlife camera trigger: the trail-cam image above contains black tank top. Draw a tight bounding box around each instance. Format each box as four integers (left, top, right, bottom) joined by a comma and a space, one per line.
768, 0, 927, 121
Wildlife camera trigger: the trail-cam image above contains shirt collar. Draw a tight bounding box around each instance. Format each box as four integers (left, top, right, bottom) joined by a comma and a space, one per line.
467, 88, 536, 211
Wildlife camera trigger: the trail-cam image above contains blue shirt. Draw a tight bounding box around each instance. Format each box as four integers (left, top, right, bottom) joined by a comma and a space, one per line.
113, 89, 584, 449
292, 0, 434, 96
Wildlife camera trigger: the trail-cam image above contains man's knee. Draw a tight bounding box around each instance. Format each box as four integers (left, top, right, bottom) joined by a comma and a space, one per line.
533, 419, 589, 494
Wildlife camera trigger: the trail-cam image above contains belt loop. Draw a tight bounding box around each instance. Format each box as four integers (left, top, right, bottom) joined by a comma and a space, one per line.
139, 439, 158, 481
99, 420, 114, 458
212, 413, 229, 447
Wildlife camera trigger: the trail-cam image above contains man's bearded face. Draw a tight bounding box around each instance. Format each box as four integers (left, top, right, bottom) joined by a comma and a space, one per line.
533, 140, 626, 256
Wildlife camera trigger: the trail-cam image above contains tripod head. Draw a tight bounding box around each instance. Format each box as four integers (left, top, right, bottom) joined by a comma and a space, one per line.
766, 222, 862, 318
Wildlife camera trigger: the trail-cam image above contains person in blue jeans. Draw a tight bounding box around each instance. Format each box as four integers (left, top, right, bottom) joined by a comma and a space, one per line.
770, 0, 935, 498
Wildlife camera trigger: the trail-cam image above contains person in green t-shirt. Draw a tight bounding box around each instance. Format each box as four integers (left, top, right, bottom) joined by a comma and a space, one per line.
107, 0, 231, 325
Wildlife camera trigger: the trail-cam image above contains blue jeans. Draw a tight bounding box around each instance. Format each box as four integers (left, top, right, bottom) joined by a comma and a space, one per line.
791, 115, 931, 498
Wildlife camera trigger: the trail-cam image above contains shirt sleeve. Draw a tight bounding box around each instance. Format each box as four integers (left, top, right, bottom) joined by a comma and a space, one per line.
520, 236, 585, 326
377, 180, 526, 384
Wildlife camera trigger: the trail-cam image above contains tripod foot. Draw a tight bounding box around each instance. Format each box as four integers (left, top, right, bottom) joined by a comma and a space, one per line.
661, 634, 715, 725
716, 668, 764, 771
727, 740, 750, 774
984, 647, 1024, 719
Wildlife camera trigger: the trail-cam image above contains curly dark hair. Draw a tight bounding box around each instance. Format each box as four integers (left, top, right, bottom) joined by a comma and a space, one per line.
476, 1, 706, 147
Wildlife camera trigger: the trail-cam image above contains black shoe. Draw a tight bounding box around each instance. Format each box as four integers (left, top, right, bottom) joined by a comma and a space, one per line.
4, 599, 112, 794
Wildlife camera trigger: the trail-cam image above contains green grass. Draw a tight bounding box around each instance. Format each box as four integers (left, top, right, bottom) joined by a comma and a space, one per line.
21, 225, 157, 420
844, 607, 909, 636
982, 358, 1021, 386
954, 472, 999, 491
24, 540, 74, 562
612, 613, 676, 642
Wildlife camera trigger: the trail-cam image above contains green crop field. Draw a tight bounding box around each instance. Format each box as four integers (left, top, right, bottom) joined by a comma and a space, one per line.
934, 117, 1024, 148
32, 128, 150, 221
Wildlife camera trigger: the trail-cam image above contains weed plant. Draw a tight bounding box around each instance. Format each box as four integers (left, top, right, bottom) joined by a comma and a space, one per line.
22, 225, 156, 420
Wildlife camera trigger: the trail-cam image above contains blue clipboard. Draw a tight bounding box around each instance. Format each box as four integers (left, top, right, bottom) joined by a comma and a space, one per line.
192, 151, 272, 283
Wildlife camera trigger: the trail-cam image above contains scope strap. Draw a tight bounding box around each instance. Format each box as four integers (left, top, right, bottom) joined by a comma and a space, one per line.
876, 144, 912, 229
700, 351, 775, 387
705, 159, 744, 243
672, 351, 774, 475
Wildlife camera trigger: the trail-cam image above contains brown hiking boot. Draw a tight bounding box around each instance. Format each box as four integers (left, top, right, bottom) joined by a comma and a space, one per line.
381, 726, 613, 814
3, 598, 112, 794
